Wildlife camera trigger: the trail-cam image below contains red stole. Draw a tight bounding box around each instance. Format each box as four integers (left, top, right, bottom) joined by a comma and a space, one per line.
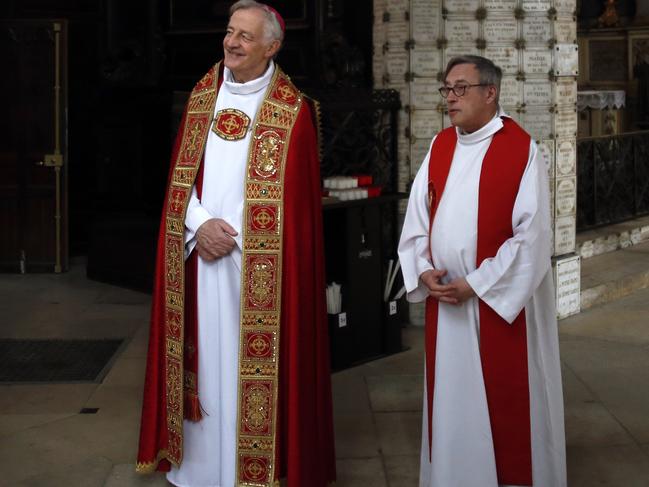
425, 117, 532, 485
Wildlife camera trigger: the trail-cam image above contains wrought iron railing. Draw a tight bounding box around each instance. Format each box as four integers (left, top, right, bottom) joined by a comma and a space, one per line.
577, 130, 649, 230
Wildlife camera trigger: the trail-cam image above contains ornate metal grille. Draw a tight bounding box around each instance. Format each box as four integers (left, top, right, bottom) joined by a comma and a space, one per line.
308, 88, 401, 192
577, 131, 649, 230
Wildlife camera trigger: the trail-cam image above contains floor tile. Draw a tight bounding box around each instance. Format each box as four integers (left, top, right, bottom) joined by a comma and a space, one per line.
366, 374, 423, 412
384, 454, 420, 487
374, 412, 421, 456
335, 457, 388, 487
567, 444, 649, 487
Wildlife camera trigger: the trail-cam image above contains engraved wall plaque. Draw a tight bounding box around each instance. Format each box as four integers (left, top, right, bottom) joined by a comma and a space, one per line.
554, 79, 577, 107
387, 0, 410, 16
410, 80, 442, 109
523, 16, 552, 45
554, 108, 578, 138
445, 0, 480, 15
523, 79, 553, 106
484, 46, 519, 74
411, 49, 441, 78
484, 19, 518, 44
555, 20, 577, 44
386, 51, 409, 77
538, 139, 555, 179
444, 44, 480, 67
387, 21, 410, 48
554, 214, 576, 255
412, 0, 441, 43
484, 0, 517, 12
500, 76, 521, 107
446, 20, 479, 43
523, 49, 553, 75
522, 0, 551, 12
412, 109, 442, 139
410, 137, 433, 170
554, 43, 579, 76
443, 111, 451, 128
554, 254, 580, 318
503, 107, 522, 124
522, 108, 553, 139
555, 176, 576, 216
555, 138, 576, 176
554, 0, 576, 13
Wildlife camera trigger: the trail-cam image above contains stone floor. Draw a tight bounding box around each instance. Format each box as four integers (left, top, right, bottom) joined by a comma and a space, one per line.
2, 262, 649, 486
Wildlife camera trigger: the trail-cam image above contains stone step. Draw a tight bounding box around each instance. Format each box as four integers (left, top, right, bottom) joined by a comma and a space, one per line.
576, 215, 649, 260
579, 239, 649, 311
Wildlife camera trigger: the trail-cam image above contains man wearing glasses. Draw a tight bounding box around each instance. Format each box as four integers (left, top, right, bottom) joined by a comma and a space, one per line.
399, 55, 566, 487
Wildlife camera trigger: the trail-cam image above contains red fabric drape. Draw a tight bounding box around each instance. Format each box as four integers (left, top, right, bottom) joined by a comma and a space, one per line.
425, 118, 532, 485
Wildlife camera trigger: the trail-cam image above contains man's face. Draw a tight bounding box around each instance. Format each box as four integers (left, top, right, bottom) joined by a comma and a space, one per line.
443, 63, 497, 133
223, 8, 280, 82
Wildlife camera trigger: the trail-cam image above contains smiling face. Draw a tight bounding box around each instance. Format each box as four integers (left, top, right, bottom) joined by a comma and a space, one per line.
444, 63, 498, 133
223, 8, 280, 83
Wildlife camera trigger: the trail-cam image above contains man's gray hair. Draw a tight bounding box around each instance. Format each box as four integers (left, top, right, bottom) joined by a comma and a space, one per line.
230, 0, 284, 44
444, 55, 502, 102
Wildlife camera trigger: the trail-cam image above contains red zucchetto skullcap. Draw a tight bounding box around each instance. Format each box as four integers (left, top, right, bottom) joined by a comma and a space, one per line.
264, 5, 285, 34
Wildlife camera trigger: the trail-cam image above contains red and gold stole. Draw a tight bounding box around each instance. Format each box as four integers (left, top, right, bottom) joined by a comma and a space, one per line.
425, 117, 533, 486
235, 70, 303, 486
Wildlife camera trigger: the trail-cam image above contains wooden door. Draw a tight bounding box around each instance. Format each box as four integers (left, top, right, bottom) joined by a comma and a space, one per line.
0, 20, 68, 272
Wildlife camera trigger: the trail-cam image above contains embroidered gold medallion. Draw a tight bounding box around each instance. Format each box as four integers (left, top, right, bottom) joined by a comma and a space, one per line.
212, 108, 251, 140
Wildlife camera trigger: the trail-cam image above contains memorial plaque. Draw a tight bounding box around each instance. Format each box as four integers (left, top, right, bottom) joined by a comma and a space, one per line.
522, 0, 551, 12
555, 138, 576, 176
503, 107, 522, 124
500, 76, 521, 107
554, 43, 579, 76
555, 176, 576, 216
387, 0, 409, 17
523, 49, 553, 75
387, 21, 409, 48
386, 51, 409, 78
484, 19, 518, 44
523, 79, 552, 106
443, 111, 451, 128
554, 108, 578, 138
523, 16, 552, 45
554, 255, 580, 318
374, 0, 387, 14
484, 46, 519, 74
522, 108, 553, 139
412, 0, 441, 44
412, 109, 442, 139
549, 179, 555, 222
538, 139, 555, 180
484, 0, 517, 12
411, 48, 441, 77
445, 0, 479, 15
555, 20, 577, 44
410, 80, 441, 109
554, 214, 576, 255
410, 137, 433, 170
554, 0, 576, 13
554, 78, 577, 107
446, 20, 479, 43
444, 44, 480, 67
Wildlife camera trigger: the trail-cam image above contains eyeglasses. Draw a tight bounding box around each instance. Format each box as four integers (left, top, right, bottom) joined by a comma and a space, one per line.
438, 83, 489, 98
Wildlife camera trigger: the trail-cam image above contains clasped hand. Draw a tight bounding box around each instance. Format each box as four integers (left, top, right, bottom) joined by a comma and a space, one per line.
195, 218, 238, 261
420, 269, 476, 305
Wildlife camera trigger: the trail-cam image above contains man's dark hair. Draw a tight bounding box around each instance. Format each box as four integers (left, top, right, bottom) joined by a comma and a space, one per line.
444, 55, 502, 103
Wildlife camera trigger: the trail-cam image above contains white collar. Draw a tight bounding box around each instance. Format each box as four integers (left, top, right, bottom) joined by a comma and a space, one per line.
456, 107, 508, 145
223, 61, 275, 95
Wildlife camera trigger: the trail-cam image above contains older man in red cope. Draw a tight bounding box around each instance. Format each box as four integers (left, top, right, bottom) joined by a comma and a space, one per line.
399, 55, 566, 487
136, 2, 336, 486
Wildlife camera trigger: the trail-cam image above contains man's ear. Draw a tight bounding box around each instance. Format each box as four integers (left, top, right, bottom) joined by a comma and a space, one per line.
487, 85, 498, 105
265, 39, 281, 59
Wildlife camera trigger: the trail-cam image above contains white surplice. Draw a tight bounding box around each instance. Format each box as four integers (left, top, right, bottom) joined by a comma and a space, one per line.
398, 112, 566, 487
167, 62, 275, 487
